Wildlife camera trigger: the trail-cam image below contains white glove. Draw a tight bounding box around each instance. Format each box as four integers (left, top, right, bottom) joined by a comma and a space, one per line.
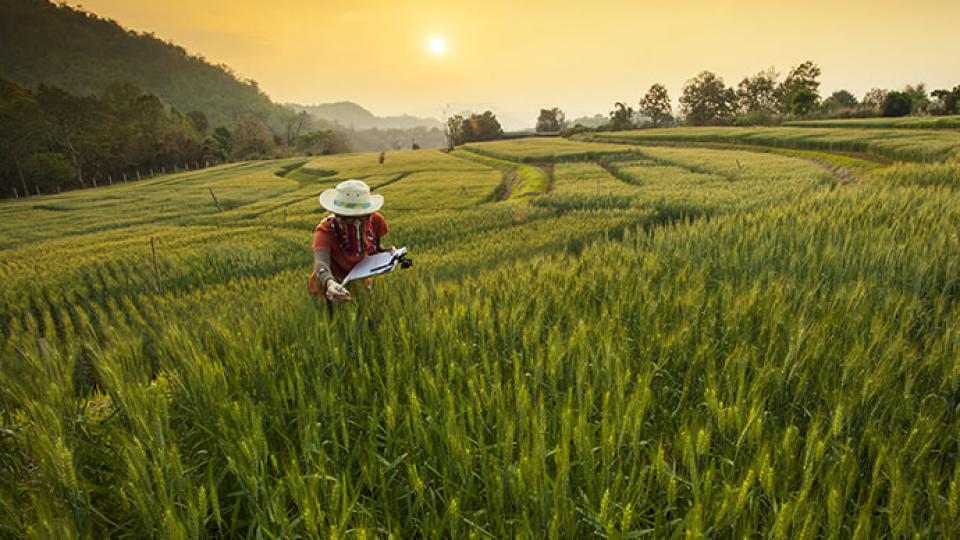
325, 280, 351, 303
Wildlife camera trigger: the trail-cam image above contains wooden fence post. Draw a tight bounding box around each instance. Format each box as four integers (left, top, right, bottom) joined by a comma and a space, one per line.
123, 172, 128, 183
35, 185, 40, 196
13, 187, 18, 199
137, 170, 142, 181
162, 166, 166, 174
108, 174, 113, 186
208, 188, 223, 212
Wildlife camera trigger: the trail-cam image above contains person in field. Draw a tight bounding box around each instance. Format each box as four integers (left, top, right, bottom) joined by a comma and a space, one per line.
310, 179, 393, 304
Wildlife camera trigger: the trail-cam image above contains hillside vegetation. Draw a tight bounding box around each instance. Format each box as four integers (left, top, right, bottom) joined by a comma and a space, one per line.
1, 128, 959, 537
0, 0, 291, 130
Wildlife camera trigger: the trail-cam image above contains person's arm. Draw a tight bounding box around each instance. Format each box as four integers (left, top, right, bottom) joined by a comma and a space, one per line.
372, 214, 395, 253
313, 249, 350, 303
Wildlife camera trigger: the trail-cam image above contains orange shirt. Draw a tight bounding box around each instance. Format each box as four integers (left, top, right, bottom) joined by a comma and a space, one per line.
312, 212, 389, 277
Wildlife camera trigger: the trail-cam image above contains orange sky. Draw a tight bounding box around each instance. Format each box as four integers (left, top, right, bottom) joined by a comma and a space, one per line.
67, 0, 960, 129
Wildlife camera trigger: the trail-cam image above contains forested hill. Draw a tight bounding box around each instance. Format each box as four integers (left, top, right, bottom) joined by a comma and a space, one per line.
286, 101, 443, 130
0, 0, 291, 130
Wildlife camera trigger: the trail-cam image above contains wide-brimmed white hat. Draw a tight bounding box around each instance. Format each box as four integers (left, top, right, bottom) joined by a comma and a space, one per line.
318, 179, 384, 216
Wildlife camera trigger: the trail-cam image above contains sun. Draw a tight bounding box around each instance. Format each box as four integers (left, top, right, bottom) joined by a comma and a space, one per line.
428, 37, 446, 55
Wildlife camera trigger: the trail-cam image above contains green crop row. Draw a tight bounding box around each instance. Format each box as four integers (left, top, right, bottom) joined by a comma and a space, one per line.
577, 126, 960, 163
785, 115, 960, 130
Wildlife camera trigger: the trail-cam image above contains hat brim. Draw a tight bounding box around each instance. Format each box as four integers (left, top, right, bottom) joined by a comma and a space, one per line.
319, 189, 384, 216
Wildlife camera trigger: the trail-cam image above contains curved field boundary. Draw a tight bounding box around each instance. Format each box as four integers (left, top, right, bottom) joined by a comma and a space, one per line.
450, 149, 552, 200
576, 126, 960, 163
462, 142, 645, 164
578, 139, 883, 185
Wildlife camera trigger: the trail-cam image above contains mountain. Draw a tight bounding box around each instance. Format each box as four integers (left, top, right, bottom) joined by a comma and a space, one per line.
286, 101, 442, 130
0, 0, 292, 130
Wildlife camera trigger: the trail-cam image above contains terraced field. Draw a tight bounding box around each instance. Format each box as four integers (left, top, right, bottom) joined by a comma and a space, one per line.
1, 127, 959, 537
577, 126, 960, 162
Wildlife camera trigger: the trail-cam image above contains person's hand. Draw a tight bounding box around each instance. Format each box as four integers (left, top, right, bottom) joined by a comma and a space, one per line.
325, 280, 351, 303
387, 245, 397, 254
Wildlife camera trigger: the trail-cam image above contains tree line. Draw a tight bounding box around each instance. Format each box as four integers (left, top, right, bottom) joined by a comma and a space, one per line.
0, 78, 350, 198
543, 61, 960, 132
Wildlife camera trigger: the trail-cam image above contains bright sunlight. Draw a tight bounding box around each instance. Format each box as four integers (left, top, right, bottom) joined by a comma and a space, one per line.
428, 36, 445, 55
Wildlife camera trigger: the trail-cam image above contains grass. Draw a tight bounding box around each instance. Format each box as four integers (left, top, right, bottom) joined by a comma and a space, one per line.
1, 135, 959, 536
450, 148, 551, 199
785, 115, 960, 129
577, 126, 960, 163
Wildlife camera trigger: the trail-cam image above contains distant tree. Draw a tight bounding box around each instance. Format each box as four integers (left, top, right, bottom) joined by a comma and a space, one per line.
790, 87, 820, 116
608, 102, 636, 131
212, 126, 233, 158
931, 85, 960, 115
447, 111, 503, 145
232, 114, 275, 158
639, 84, 672, 127
680, 71, 736, 125
736, 68, 779, 114
823, 89, 858, 110
776, 60, 821, 115
903, 83, 930, 114
536, 107, 566, 132
295, 129, 350, 155
882, 91, 912, 117
284, 110, 311, 146
187, 110, 209, 134
22, 152, 74, 191
862, 88, 889, 111
34, 84, 107, 186
0, 78, 50, 195
446, 114, 464, 148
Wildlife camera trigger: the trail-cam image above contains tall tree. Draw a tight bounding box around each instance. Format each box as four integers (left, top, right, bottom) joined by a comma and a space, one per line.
823, 90, 858, 110
232, 114, 275, 158
639, 84, 673, 127
736, 68, 778, 114
296, 129, 351, 155
776, 61, 821, 115
882, 92, 912, 117
34, 84, 107, 186
903, 83, 930, 114
446, 114, 465, 148
608, 102, 636, 131
0, 78, 49, 195
445, 112, 503, 146
680, 71, 735, 125
931, 86, 960, 115
535, 107, 566, 132
862, 88, 889, 111
187, 111, 209, 134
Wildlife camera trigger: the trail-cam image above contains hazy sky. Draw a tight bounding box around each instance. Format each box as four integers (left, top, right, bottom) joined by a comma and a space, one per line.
67, 0, 960, 129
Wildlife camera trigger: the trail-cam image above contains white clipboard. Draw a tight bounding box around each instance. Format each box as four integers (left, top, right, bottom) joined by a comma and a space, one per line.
341, 247, 408, 285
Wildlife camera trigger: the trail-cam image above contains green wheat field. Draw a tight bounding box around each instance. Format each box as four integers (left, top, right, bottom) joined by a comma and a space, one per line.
2, 125, 959, 537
